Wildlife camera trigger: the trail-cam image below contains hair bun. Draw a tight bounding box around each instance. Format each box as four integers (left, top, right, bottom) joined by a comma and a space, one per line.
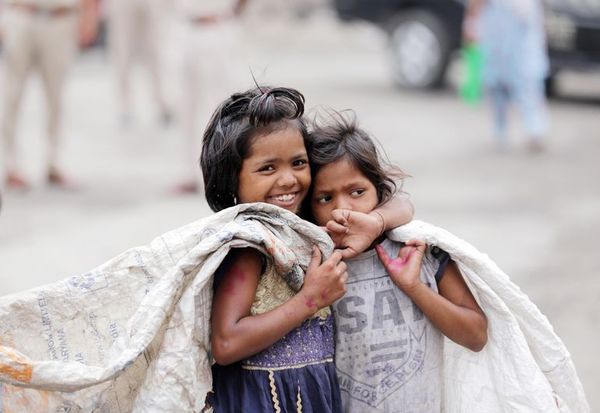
248, 87, 305, 126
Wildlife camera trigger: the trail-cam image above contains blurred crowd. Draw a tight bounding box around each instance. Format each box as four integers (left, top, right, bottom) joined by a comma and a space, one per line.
0, 0, 263, 195
0, 0, 556, 201
0, 0, 327, 199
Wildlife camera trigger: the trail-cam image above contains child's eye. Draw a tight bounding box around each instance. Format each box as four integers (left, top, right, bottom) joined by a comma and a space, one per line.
293, 159, 308, 167
316, 195, 331, 204
258, 165, 275, 172
351, 189, 365, 197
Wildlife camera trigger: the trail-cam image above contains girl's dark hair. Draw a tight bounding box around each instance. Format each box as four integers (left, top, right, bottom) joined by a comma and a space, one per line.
200, 86, 311, 212
308, 110, 407, 206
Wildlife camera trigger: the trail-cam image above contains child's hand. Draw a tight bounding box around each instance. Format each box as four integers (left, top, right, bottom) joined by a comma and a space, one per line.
376, 240, 426, 293
300, 247, 348, 312
325, 209, 383, 259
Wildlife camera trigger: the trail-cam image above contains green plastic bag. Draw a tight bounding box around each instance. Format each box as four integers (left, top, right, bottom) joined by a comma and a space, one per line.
459, 43, 484, 105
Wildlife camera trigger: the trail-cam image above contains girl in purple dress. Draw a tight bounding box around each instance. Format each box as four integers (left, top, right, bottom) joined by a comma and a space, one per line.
200, 86, 414, 412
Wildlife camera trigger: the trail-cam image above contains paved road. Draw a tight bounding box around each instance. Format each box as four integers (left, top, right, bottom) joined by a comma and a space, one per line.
1, 9, 599, 410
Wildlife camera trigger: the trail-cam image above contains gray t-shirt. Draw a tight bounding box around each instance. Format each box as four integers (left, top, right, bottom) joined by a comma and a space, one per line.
333, 238, 449, 413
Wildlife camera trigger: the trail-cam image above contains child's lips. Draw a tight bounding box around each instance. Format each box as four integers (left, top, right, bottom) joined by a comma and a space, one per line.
268, 192, 300, 209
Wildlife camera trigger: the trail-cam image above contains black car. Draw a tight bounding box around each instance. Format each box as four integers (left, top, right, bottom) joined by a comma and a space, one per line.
333, 0, 600, 90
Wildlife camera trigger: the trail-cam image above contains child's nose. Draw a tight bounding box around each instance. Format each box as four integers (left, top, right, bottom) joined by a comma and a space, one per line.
335, 197, 353, 211
277, 170, 297, 187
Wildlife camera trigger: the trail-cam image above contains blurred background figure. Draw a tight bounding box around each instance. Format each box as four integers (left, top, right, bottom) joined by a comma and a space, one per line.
171, 0, 248, 194
106, 0, 171, 128
1, 0, 98, 190
464, 0, 549, 153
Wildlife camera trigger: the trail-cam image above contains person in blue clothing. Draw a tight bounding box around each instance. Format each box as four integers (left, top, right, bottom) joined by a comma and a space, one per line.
464, 0, 549, 152
199, 86, 415, 412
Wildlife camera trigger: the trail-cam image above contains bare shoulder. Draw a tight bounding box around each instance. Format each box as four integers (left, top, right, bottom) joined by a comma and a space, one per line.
229, 248, 263, 272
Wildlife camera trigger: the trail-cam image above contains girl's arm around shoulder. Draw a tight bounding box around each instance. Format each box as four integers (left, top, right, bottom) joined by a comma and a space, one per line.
373, 192, 414, 231
211, 247, 347, 365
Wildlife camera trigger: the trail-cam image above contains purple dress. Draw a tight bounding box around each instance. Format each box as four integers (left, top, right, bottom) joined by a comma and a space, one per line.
209, 254, 343, 413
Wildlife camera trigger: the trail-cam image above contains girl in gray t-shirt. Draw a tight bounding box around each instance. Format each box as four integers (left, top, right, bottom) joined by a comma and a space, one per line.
308, 112, 488, 412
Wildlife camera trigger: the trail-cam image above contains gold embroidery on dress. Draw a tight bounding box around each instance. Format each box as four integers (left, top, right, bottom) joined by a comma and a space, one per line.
251, 260, 330, 320
269, 370, 281, 413
296, 383, 303, 413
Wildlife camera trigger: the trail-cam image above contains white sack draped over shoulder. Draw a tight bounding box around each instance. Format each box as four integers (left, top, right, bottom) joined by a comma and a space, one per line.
0, 203, 333, 412
387, 221, 589, 413
0, 208, 589, 413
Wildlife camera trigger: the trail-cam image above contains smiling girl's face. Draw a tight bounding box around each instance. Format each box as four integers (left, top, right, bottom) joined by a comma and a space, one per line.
311, 157, 379, 226
237, 124, 311, 214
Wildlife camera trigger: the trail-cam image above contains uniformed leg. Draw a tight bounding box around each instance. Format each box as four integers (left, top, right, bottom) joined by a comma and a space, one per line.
143, 0, 171, 124
37, 14, 77, 182
174, 26, 201, 193
108, 0, 137, 123
175, 22, 239, 193
1, 9, 35, 188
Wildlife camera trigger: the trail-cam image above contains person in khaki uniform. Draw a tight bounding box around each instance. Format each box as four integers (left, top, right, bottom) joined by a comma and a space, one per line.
1, 0, 98, 190
172, 0, 248, 194
106, 0, 171, 127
